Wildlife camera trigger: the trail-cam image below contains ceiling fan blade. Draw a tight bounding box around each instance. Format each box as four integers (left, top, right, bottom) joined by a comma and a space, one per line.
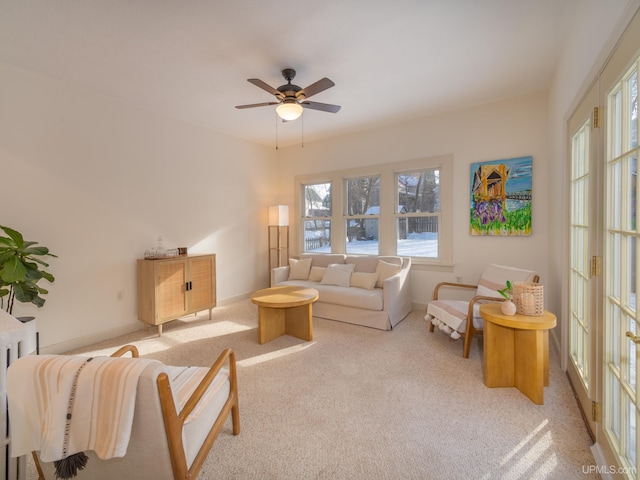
235, 102, 280, 109
301, 101, 341, 113
297, 78, 335, 99
247, 79, 285, 99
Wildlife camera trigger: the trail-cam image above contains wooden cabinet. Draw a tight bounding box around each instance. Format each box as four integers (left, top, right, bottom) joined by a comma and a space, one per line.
137, 254, 216, 335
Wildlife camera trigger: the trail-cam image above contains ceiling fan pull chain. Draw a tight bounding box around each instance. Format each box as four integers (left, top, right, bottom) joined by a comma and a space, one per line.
275, 110, 279, 150
301, 112, 304, 148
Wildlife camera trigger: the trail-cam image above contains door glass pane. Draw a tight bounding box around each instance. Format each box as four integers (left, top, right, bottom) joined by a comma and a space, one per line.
612, 161, 622, 230
627, 314, 637, 390
629, 156, 638, 231
628, 397, 637, 465
611, 373, 621, 441
628, 236, 636, 313
628, 71, 638, 150
612, 88, 623, 158
612, 303, 621, 369
569, 120, 591, 388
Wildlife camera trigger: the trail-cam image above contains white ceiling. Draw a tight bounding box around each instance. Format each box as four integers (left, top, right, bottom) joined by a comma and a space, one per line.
0, 0, 575, 147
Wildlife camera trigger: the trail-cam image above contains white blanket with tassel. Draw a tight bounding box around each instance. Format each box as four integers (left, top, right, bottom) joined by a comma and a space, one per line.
7, 354, 159, 462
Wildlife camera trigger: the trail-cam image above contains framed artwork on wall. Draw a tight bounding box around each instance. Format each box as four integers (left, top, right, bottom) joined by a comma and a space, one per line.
469, 155, 532, 236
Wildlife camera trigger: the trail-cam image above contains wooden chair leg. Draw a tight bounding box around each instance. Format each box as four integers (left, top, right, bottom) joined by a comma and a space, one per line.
462, 333, 472, 358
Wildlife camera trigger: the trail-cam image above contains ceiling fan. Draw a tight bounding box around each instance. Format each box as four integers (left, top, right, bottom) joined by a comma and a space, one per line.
235, 68, 341, 121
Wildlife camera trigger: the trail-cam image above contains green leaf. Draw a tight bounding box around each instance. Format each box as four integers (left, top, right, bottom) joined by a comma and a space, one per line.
1, 256, 27, 283
0, 226, 24, 248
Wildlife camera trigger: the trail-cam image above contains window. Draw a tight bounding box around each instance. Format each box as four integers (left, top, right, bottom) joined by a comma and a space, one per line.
302, 182, 332, 253
345, 176, 380, 254
296, 155, 452, 266
396, 170, 440, 258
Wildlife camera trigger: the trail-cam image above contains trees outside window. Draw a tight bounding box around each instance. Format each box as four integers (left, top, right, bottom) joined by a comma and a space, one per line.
346, 176, 380, 254
303, 182, 331, 253
396, 170, 440, 258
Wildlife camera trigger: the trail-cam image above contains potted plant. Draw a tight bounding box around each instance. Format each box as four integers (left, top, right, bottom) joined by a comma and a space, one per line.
0, 225, 56, 315
498, 280, 517, 315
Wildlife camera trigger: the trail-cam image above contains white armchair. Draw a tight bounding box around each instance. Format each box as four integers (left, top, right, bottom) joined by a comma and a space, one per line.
425, 264, 539, 358
9, 345, 240, 480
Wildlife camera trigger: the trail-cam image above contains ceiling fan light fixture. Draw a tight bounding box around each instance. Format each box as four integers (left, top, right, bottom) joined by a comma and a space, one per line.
276, 102, 303, 121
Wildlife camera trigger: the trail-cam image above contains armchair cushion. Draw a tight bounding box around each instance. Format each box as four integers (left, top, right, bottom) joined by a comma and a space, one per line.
426, 264, 538, 358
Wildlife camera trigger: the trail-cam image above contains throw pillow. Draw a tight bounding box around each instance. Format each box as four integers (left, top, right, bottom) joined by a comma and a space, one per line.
375, 260, 402, 288
308, 266, 326, 282
288, 257, 312, 280
321, 263, 355, 287
350, 272, 379, 290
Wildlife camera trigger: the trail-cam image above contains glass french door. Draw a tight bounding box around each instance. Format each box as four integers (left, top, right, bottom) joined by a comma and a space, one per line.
602, 56, 639, 476
566, 11, 640, 477
567, 81, 599, 439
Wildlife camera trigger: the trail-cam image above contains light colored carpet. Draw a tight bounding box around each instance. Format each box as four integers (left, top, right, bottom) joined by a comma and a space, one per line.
28, 300, 599, 479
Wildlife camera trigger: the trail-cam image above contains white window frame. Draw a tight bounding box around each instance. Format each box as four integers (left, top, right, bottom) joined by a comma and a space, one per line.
295, 155, 453, 267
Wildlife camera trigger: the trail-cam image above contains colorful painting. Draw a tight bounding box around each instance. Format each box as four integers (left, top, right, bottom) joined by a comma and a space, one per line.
470, 156, 532, 236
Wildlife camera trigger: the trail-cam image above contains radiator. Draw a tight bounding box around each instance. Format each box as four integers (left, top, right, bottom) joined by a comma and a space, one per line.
0, 312, 31, 480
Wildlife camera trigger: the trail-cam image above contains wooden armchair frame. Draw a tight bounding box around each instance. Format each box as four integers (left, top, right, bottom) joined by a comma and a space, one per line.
157, 347, 240, 480
428, 275, 540, 358
32, 344, 240, 480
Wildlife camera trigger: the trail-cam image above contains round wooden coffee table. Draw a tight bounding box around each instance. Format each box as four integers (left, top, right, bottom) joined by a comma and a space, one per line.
250, 286, 319, 344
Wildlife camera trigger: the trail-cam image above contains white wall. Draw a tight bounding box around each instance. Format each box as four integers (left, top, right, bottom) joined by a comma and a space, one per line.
276, 92, 550, 310
0, 63, 278, 352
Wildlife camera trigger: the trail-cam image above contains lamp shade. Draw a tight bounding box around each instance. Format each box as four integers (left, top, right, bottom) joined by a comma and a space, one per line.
269, 205, 289, 226
276, 102, 303, 121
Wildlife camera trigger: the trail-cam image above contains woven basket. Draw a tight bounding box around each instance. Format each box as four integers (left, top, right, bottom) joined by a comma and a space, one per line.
512, 282, 544, 316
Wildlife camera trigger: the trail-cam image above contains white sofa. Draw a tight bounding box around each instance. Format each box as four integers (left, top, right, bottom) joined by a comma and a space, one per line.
271, 253, 412, 331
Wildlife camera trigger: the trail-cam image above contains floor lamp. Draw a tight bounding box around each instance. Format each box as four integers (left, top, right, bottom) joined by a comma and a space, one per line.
268, 205, 289, 280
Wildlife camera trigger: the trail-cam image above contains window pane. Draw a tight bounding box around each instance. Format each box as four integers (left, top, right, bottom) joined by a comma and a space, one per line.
346, 177, 380, 215
346, 219, 378, 254
629, 155, 637, 231
303, 220, 331, 252
397, 171, 440, 213
304, 183, 331, 217
612, 88, 623, 158
628, 70, 638, 150
397, 217, 438, 257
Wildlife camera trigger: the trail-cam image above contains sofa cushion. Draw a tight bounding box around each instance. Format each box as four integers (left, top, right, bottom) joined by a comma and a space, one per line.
321, 263, 355, 287
350, 272, 379, 290
375, 260, 402, 288
308, 266, 326, 282
289, 257, 312, 280
277, 280, 383, 311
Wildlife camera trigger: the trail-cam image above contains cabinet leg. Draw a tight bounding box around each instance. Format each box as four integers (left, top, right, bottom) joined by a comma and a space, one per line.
158, 324, 163, 336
